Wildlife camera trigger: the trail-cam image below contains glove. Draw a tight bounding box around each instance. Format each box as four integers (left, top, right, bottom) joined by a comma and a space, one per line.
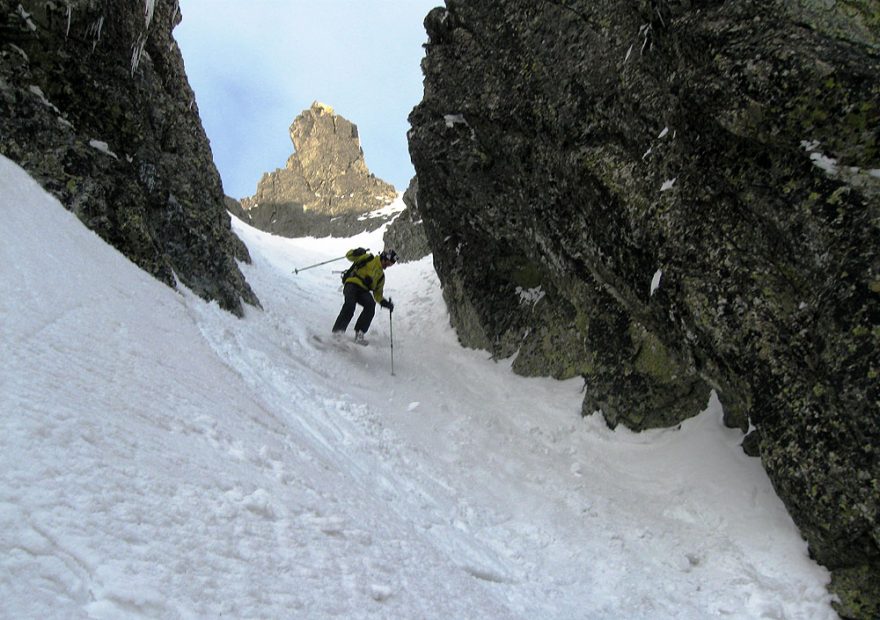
380, 298, 394, 312
351, 247, 367, 257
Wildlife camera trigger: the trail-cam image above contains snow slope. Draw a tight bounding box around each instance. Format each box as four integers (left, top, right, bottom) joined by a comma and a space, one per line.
0, 155, 837, 619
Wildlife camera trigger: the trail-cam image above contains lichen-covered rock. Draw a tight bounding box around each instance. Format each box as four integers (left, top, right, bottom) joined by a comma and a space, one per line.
408, 1, 879, 615
383, 177, 431, 262
240, 102, 397, 237
0, 0, 259, 316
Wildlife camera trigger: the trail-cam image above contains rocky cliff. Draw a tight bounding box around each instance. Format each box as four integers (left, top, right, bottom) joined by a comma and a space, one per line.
382, 176, 431, 262
0, 0, 258, 315
408, 1, 879, 616
238, 102, 398, 237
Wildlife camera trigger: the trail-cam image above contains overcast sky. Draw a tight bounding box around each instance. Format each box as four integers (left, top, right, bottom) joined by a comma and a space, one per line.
174, 1, 441, 199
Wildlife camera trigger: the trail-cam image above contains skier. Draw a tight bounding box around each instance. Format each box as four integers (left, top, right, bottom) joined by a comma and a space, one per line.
332, 247, 397, 344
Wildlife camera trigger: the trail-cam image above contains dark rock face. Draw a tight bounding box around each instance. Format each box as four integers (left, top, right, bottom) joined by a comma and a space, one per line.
408, 1, 879, 616
240, 102, 398, 237
225, 195, 249, 222
0, 0, 259, 316
383, 177, 431, 262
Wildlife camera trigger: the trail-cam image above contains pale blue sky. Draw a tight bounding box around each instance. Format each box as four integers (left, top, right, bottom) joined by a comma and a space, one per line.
174, 1, 440, 199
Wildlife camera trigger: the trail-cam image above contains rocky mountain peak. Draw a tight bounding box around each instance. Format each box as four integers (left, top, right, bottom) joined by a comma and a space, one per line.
237, 102, 397, 237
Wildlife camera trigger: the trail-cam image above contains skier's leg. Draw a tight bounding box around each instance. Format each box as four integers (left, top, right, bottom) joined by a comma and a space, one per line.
353, 289, 376, 333
332, 283, 360, 332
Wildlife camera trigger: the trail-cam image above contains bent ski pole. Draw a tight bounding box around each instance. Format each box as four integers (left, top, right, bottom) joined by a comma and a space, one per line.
293, 255, 346, 274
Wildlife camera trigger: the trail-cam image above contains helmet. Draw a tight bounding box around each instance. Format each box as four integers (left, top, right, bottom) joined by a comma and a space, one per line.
380, 249, 398, 264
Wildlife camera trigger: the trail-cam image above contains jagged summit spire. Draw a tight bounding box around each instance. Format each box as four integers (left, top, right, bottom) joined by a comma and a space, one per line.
238, 103, 397, 237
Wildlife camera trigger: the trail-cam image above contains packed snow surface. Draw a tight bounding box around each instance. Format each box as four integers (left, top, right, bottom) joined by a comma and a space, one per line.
0, 156, 836, 619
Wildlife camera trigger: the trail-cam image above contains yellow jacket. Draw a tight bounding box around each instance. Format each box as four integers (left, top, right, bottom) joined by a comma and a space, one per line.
343, 249, 388, 303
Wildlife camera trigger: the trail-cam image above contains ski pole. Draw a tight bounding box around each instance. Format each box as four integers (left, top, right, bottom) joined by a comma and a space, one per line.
389, 308, 395, 376
293, 255, 346, 274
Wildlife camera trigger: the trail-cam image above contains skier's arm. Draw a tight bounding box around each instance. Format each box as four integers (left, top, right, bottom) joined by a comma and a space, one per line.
372, 272, 386, 303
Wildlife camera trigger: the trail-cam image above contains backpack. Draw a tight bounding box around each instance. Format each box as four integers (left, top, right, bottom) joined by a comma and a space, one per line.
341, 253, 373, 284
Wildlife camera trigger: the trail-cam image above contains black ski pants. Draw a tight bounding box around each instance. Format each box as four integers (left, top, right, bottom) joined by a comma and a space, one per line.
332, 282, 376, 334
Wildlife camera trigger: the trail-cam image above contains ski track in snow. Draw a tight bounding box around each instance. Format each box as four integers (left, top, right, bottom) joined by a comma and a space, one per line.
0, 156, 836, 619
